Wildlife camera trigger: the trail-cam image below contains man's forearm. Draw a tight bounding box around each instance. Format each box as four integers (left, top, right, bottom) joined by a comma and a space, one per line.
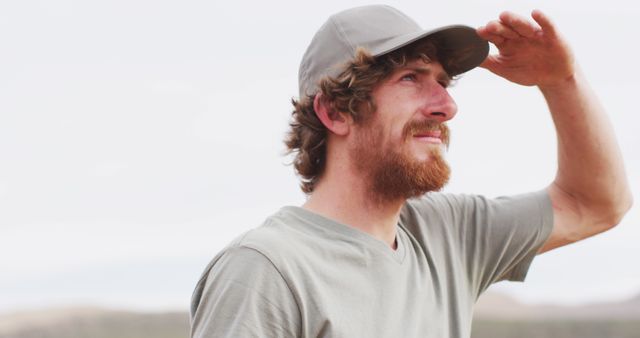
540, 67, 632, 225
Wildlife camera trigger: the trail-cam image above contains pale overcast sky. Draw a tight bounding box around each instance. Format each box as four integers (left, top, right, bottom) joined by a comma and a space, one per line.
0, 0, 638, 312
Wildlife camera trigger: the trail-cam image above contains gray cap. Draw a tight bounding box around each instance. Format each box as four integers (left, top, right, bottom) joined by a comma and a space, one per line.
298, 5, 489, 98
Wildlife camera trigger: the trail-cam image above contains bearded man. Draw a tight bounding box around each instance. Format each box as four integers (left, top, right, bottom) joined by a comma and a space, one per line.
190, 5, 632, 338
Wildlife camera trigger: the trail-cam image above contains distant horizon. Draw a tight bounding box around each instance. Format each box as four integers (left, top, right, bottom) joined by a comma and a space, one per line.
2, 287, 640, 317
3, 279, 640, 315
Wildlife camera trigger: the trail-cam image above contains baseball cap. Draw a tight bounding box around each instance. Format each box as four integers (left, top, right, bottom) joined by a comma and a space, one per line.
298, 5, 489, 98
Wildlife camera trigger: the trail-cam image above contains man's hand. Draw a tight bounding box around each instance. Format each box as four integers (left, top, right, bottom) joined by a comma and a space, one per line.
476, 10, 575, 89
477, 10, 632, 254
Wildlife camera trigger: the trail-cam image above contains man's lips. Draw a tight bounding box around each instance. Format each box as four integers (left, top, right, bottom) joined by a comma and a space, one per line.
413, 130, 442, 144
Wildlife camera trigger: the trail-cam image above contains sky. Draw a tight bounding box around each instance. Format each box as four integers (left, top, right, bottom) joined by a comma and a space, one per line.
0, 0, 639, 312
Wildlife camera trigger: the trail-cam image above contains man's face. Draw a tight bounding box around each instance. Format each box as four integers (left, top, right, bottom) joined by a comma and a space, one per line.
349, 59, 457, 202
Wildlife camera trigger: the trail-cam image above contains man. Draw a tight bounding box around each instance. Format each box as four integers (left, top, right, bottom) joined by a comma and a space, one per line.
191, 5, 632, 338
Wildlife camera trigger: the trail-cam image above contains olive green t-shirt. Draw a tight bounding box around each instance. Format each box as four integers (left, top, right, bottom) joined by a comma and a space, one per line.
191, 190, 553, 338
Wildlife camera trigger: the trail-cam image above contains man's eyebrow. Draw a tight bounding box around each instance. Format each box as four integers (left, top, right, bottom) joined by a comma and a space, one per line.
403, 66, 453, 85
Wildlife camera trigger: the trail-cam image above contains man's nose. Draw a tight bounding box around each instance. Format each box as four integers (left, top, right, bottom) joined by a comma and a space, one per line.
421, 85, 458, 122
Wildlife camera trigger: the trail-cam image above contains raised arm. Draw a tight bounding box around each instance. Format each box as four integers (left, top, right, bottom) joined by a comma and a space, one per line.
476, 10, 633, 253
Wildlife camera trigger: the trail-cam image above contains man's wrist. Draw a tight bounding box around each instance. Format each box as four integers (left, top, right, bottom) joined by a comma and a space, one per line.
538, 67, 580, 95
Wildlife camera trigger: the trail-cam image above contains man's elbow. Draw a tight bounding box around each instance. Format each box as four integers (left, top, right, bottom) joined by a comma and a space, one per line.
600, 189, 633, 229
614, 189, 633, 224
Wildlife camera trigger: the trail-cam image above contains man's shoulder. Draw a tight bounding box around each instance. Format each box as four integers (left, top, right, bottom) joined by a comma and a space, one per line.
402, 190, 551, 222
191, 208, 309, 315
237, 207, 312, 257
399, 192, 498, 242
405, 191, 484, 208
400, 190, 552, 239
402, 191, 468, 221
403, 190, 550, 217
207, 207, 321, 272
189, 213, 305, 329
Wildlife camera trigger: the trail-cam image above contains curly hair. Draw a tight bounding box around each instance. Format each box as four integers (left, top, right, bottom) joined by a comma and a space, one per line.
285, 38, 462, 194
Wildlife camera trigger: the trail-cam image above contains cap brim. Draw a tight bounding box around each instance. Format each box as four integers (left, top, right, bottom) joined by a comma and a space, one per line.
370, 25, 489, 76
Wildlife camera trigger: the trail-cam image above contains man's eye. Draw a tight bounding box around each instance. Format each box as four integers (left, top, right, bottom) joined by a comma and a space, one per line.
400, 74, 416, 81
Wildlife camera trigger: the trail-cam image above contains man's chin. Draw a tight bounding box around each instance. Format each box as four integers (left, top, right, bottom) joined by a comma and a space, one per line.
368, 149, 450, 202
408, 141, 448, 162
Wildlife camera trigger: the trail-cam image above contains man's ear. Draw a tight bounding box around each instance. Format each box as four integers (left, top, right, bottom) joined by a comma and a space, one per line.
314, 93, 350, 136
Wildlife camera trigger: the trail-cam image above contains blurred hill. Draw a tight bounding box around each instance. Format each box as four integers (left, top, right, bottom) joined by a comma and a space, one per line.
474, 291, 640, 320
1, 292, 639, 338
0, 307, 188, 338
472, 292, 640, 338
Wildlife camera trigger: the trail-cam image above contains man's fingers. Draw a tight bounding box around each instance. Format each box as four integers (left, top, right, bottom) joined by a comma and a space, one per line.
531, 9, 557, 38
499, 11, 540, 38
485, 20, 520, 39
476, 26, 505, 45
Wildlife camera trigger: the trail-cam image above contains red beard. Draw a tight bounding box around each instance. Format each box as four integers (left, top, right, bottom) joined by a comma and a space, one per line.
350, 119, 451, 203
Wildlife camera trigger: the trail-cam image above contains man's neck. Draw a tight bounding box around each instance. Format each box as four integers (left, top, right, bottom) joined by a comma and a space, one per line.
302, 173, 405, 250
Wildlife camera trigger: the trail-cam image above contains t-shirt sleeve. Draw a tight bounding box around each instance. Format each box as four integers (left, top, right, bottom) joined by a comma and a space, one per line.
405, 189, 553, 297
446, 190, 554, 293
190, 246, 301, 338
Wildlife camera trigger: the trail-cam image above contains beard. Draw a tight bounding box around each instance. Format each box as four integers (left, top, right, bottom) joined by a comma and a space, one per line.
350, 119, 451, 203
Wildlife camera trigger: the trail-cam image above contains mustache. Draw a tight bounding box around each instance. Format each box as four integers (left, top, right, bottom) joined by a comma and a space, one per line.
403, 120, 450, 147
